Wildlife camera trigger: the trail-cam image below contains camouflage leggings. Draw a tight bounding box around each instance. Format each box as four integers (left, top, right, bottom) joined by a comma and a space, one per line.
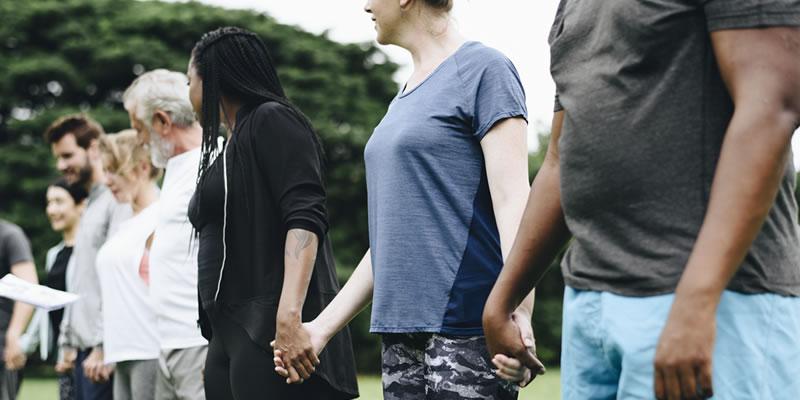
381, 333, 518, 400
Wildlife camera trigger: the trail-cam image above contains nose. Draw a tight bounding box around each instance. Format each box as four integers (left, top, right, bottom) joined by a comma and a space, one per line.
364, 0, 371, 14
56, 158, 68, 172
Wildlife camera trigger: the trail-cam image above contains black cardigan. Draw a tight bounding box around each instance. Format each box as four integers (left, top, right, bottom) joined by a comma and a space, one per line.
192, 102, 358, 398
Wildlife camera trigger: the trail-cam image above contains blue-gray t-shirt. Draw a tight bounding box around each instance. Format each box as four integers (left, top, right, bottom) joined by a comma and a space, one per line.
365, 41, 527, 335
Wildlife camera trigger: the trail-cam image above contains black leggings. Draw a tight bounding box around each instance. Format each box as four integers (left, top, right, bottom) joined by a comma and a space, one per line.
203, 309, 338, 400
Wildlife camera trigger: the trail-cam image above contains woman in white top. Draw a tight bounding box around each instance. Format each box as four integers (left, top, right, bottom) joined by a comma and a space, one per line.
96, 130, 161, 400
20, 178, 88, 400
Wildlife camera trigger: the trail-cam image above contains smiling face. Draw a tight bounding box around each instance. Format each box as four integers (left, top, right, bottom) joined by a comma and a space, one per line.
364, 0, 404, 45
51, 134, 93, 186
45, 186, 82, 233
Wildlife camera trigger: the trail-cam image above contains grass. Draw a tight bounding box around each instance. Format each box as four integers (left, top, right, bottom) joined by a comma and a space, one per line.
19, 371, 561, 399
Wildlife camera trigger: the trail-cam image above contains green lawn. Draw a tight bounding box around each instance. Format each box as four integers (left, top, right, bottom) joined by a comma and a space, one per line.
19, 371, 561, 399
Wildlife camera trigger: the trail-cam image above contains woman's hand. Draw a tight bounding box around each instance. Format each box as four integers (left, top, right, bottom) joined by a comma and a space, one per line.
271, 319, 330, 384
490, 310, 544, 387
271, 314, 321, 384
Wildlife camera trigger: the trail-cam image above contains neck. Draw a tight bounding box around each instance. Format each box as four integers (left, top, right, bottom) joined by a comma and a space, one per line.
170, 123, 203, 156
63, 226, 76, 246
86, 163, 105, 193
221, 98, 244, 137
399, 16, 465, 72
132, 182, 157, 214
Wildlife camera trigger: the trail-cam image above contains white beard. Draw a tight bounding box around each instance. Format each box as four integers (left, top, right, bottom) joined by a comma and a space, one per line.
149, 128, 175, 168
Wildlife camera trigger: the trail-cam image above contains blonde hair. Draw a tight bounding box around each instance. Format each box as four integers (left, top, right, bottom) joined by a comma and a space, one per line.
99, 129, 162, 180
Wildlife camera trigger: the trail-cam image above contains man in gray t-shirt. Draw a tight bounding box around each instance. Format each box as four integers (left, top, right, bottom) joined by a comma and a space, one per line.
0, 220, 37, 400
483, 1, 800, 399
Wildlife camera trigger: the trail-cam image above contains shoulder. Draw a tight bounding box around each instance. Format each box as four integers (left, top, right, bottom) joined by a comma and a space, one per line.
0, 220, 26, 242
454, 42, 516, 76
251, 101, 302, 127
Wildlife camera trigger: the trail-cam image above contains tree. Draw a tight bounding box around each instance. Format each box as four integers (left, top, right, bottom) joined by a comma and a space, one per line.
0, 0, 397, 371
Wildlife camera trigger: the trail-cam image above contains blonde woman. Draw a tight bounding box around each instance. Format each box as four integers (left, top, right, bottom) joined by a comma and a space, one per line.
96, 130, 161, 400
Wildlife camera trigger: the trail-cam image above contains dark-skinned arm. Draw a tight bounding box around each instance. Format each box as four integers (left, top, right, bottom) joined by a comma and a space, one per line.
654, 27, 800, 400
275, 228, 320, 384
482, 110, 572, 369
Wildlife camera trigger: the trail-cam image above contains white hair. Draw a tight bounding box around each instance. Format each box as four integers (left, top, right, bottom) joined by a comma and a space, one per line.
122, 69, 195, 129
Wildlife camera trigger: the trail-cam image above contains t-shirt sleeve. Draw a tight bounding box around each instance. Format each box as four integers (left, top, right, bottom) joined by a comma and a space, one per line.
251, 103, 329, 240
2, 223, 33, 267
701, 0, 800, 31
460, 50, 528, 141
554, 93, 564, 113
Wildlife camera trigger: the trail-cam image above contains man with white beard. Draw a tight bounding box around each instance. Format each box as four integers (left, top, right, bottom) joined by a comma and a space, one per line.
123, 70, 207, 400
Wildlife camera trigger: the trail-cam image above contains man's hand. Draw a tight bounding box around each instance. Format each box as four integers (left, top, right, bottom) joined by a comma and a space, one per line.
3, 333, 27, 370
483, 308, 545, 379
654, 296, 715, 400
82, 348, 110, 383
491, 311, 541, 387
55, 347, 77, 374
272, 319, 330, 384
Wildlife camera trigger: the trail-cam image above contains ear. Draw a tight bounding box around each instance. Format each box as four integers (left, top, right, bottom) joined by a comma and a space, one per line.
399, 0, 413, 10
152, 110, 172, 137
86, 139, 101, 162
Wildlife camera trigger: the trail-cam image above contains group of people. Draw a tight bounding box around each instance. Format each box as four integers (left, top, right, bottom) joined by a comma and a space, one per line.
1, 0, 799, 399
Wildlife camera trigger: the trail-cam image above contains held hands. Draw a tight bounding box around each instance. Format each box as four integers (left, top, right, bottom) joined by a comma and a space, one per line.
3, 333, 27, 371
484, 309, 546, 387
271, 319, 329, 384
654, 298, 715, 400
82, 348, 113, 383
55, 347, 77, 374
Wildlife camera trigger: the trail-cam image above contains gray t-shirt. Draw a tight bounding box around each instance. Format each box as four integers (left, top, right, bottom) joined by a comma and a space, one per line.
59, 184, 131, 349
550, 0, 800, 296
0, 220, 34, 355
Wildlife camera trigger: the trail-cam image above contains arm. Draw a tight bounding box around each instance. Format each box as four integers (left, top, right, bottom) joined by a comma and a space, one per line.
482, 111, 572, 369
5, 260, 38, 370
274, 228, 320, 381
654, 27, 800, 400
481, 117, 539, 383
274, 249, 374, 383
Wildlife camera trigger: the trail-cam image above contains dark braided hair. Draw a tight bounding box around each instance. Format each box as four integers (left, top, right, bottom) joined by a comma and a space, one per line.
191, 26, 323, 180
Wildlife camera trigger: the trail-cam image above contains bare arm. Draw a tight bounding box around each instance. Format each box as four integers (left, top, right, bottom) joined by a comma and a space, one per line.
482, 111, 571, 369
313, 250, 374, 341
274, 249, 374, 383
655, 27, 800, 400
482, 117, 536, 317
4, 261, 37, 370
274, 228, 320, 380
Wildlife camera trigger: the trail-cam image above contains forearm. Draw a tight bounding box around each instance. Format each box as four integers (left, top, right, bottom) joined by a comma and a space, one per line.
486, 162, 571, 317
314, 250, 374, 339
494, 192, 536, 317
7, 262, 37, 338
676, 106, 797, 307
278, 229, 319, 323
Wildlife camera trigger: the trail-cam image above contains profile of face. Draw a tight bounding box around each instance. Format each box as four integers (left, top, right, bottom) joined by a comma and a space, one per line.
187, 60, 203, 122
364, 0, 404, 45
103, 161, 149, 204
51, 134, 94, 186
129, 108, 174, 169
45, 186, 83, 233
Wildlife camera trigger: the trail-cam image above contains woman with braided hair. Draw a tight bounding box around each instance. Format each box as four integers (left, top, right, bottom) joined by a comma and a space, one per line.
186, 27, 358, 399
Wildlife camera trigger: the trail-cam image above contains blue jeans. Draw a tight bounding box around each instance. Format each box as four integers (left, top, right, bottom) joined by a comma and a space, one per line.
73, 349, 113, 400
561, 286, 800, 400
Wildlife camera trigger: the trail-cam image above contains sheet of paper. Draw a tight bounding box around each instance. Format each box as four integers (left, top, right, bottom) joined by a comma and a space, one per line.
0, 273, 79, 311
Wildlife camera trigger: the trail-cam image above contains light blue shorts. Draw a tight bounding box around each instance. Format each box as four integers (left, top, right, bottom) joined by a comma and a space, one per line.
561, 286, 800, 400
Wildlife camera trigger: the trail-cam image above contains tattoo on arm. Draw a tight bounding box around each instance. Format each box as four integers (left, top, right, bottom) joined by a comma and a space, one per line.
286, 229, 316, 260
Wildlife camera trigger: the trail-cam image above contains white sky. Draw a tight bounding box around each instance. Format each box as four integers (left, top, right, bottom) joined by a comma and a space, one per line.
185, 0, 800, 165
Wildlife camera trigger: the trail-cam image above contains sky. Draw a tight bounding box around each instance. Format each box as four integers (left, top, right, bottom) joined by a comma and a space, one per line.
182, 0, 800, 165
